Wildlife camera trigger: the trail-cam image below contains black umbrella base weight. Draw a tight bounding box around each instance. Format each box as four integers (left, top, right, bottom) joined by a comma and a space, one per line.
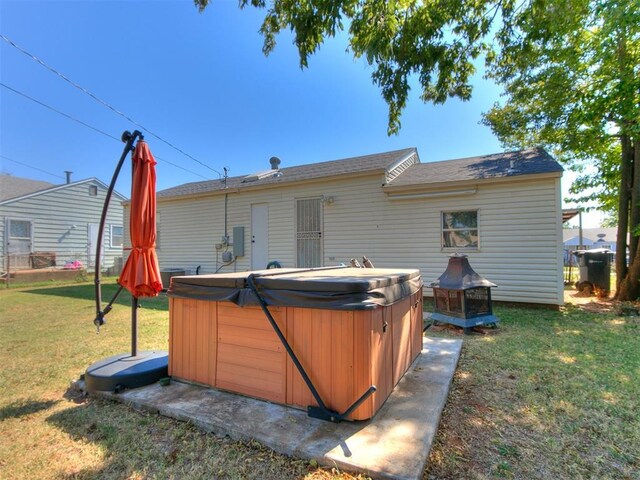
85, 350, 168, 393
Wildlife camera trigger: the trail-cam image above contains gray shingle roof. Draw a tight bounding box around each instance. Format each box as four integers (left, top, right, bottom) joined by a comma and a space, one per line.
384, 148, 563, 189
157, 148, 417, 199
0, 174, 56, 202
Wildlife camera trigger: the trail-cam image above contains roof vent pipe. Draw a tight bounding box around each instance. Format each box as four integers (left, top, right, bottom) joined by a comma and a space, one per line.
64, 171, 72, 184
269, 156, 281, 170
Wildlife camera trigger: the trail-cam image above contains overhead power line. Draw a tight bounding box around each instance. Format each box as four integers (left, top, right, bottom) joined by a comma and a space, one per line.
1, 33, 223, 177
1, 82, 120, 141
0, 154, 66, 180
0, 82, 210, 181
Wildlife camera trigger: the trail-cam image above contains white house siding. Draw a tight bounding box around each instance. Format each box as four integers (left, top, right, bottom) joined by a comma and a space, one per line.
0, 180, 124, 269
135, 172, 563, 305
352, 176, 561, 305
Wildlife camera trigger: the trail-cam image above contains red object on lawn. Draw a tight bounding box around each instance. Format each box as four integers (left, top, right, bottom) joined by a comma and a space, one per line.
118, 140, 163, 297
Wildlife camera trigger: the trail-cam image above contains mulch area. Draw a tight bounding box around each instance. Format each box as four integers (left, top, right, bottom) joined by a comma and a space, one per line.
427, 323, 500, 336
565, 289, 640, 315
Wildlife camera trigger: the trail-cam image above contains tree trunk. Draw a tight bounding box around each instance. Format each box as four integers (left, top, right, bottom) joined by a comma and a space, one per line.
628, 140, 639, 262
615, 135, 633, 296
617, 247, 640, 301
617, 139, 639, 301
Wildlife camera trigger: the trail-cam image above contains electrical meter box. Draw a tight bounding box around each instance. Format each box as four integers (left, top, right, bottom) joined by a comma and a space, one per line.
233, 226, 245, 257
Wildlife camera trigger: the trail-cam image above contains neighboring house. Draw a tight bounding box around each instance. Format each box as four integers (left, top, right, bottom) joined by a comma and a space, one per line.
563, 227, 618, 251
562, 227, 618, 264
0, 174, 125, 271
126, 147, 564, 306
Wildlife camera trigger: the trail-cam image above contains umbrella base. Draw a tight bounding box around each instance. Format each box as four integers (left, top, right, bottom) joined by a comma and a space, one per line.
85, 350, 168, 393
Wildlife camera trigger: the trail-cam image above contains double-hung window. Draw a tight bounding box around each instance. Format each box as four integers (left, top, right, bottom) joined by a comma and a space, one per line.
110, 225, 123, 248
442, 211, 479, 250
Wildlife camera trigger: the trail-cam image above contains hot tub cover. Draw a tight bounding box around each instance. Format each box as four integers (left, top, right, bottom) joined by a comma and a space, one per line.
167, 266, 422, 310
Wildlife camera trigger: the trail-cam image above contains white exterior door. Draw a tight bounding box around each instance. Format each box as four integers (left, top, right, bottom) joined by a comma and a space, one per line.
251, 204, 269, 270
6, 218, 33, 269
296, 197, 323, 267
87, 223, 100, 268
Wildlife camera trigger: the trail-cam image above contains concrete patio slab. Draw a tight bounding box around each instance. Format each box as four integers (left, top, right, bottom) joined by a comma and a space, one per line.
88, 337, 462, 480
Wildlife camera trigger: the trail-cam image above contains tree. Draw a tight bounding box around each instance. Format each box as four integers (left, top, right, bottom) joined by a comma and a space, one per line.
482, 0, 640, 300
194, 0, 639, 299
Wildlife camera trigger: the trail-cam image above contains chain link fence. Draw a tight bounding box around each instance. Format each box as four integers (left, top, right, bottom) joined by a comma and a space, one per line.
2, 251, 123, 287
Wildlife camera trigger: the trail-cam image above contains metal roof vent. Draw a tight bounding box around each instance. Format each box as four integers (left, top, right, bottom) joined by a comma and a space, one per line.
242, 156, 283, 183
506, 159, 518, 174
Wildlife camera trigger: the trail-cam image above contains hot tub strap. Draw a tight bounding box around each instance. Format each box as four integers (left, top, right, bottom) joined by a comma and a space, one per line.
246, 273, 376, 423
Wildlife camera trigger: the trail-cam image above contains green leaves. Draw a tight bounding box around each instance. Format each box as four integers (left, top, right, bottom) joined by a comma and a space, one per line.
194, 0, 495, 134
483, 0, 639, 213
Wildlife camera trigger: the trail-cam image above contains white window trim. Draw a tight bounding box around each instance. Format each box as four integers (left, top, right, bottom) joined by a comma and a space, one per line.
110, 225, 123, 248
441, 209, 480, 251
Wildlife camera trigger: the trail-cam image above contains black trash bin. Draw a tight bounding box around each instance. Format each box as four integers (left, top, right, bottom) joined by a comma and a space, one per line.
574, 248, 613, 294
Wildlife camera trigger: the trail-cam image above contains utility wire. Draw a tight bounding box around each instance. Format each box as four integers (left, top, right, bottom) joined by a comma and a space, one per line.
0, 154, 66, 180
1, 33, 223, 177
1, 82, 119, 141
1, 82, 210, 180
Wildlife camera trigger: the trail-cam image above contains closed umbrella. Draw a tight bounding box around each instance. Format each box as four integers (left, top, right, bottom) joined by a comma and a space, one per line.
86, 131, 168, 393
118, 140, 162, 297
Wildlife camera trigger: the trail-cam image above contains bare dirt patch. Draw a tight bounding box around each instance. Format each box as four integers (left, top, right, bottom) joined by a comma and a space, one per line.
565, 289, 640, 315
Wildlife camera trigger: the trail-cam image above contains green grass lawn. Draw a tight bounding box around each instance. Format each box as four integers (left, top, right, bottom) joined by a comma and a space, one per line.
0, 279, 638, 479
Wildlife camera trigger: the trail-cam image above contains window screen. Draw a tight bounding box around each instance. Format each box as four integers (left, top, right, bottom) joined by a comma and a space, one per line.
442, 211, 478, 249
111, 225, 123, 247
9, 220, 31, 238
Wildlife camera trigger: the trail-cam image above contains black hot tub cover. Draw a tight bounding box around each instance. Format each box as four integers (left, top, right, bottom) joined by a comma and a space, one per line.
167, 266, 422, 310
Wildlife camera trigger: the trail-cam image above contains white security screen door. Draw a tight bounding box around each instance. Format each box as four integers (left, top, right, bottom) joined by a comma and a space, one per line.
251, 204, 269, 270
296, 197, 323, 267
6, 218, 33, 269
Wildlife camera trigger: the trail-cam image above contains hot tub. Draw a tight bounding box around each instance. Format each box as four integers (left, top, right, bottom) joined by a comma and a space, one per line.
167, 266, 423, 421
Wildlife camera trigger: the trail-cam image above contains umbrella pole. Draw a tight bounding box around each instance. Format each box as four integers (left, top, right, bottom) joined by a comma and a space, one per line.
131, 296, 138, 357
94, 130, 142, 330
85, 134, 168, 393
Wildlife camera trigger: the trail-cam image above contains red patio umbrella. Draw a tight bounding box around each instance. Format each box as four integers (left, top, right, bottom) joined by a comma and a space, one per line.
86, 131, 168, 393
118, 140, 163, 297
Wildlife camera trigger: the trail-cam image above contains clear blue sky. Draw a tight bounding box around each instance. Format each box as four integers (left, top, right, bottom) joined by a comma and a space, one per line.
0, 0, 600, 226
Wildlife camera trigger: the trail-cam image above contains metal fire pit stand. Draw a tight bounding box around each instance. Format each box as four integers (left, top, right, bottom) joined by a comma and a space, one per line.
247, 270, 377, 423
428, 253, 499, 334
84, 130, 168, 393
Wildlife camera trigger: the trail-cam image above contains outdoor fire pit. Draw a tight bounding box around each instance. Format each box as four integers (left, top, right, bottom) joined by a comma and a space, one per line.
428, 253, 499, 333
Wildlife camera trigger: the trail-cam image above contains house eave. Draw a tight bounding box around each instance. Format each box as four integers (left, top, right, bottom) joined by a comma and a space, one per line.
0, 177, 127, 206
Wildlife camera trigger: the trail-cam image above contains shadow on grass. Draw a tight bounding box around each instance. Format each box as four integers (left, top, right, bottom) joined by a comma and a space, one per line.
425, 304, 639, 479
23, 283, 168, 312
46, 399, 311, 480
46, 401, 138, 479
0, 398, 59, 421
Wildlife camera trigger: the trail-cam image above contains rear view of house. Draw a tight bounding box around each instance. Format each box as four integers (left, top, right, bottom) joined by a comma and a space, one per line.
0, 173, 125, 273
133, 147, 564, 306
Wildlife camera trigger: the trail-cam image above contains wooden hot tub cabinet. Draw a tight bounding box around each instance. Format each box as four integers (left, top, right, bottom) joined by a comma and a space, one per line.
168, 267, 423, 421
